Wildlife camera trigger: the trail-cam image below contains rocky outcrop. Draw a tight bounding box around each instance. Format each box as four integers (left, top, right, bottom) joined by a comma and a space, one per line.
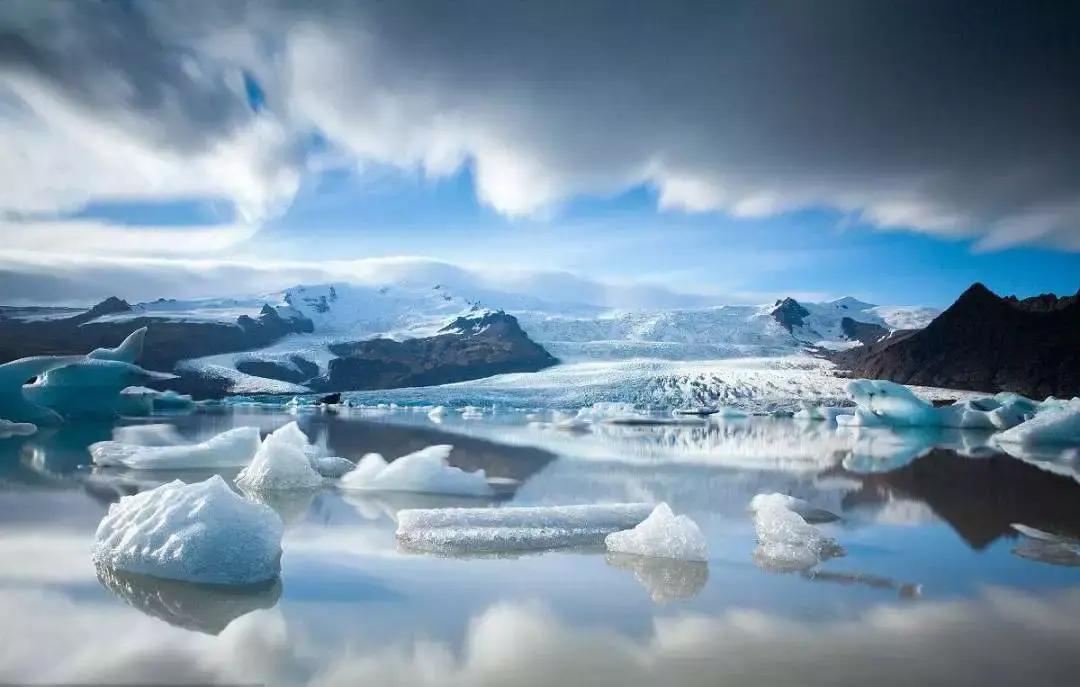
770, 297, 810, 333
840, 317, 888, 345
311, 310, 558, 391
235, 356, 320, 385
834, 283, 1080, 398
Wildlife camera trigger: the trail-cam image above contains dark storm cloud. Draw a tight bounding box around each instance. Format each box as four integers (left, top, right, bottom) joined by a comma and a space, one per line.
1, 0, 1079, 248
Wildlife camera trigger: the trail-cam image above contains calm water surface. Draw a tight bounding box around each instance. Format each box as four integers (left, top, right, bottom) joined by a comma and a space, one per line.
2, 406, 1080, 685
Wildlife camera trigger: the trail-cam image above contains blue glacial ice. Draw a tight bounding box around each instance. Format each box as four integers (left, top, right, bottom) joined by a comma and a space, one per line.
87, 326, 147, 363
23, 358, 176, 419
339, 444, 494, 497
993, 405, 1080, 449
0, 355, 81, 424
92, 475, 284, 585
604, 503, 708, 562
90, 426, 262, 469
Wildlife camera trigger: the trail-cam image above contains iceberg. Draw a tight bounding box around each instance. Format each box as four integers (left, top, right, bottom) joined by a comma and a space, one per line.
0, 355, 80, 425
90, 426, 262, 469
843, 379, 1031, 431
993, 408, 1080, 448
235, 422, 324, 491
339, 444, 494, 497
605, 503, 708, 562
92, 475, 284, 585
753, 501, 844, 572
794, 403, 855, 424
844, 380, 940, 427
23, 359, 176, 419
120, 386, 195, 412
748, 493, 840, 524
396, 503, 654, 554
87, 326, 147, 363
0, 418, 37, 438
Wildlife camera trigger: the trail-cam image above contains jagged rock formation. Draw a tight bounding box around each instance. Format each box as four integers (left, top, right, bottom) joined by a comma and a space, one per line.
839, 317, 889, 345
311, 310, 558, 391
770, 297, 811, 333
834, 283, 1080, 398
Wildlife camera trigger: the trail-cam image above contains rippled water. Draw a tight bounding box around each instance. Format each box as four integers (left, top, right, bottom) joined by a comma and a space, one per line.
2, 407, 1080, 685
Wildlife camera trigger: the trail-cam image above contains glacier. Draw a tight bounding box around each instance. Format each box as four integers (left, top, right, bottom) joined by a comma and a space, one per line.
235, 422, 324, 491
90, 426, 262, 469
339, 444, 494, 497
604, 503, 708, 562
92, 475, 284, 585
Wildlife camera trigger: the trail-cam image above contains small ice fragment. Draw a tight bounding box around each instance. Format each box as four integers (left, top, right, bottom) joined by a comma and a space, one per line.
753, 503, 843, 572
604, 503, 708, 562
339, 444, 493, 497
90, 426, 262, 469
235, 422, 323, 491
92, 475, 284, 585
748, 493, 840, 524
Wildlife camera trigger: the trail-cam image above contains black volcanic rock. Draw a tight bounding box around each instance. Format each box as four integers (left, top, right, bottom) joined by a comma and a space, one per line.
840, 317, 888, 345
834, 282, 1080, 398
770, 297, 810, 333
235, 356, 320, 385
312, 310, 558, 391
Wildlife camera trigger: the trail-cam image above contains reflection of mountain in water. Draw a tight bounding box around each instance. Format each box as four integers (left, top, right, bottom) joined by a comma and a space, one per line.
837, 449, 1080, 551
605, 552, 708, 603
96, 567, 282, 635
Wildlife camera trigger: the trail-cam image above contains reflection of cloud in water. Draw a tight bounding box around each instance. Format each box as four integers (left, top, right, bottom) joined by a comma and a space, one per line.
95, 567, 281, 636
605, 552, 708, 603
5, 586, 1080, 685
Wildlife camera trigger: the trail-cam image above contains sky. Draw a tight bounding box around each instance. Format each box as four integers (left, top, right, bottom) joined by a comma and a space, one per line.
0, 0, 1078, 308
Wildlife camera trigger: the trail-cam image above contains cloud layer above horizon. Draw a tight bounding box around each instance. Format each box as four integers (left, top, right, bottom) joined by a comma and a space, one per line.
1, 0, 1079, 254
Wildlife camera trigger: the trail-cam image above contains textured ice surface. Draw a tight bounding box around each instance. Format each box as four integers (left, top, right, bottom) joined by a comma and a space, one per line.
235, 422, 323, 491
92, 475, 284, 585
87, 327, 147, 363
0, 418, 37, 438
843, 379, 1032, 431
753, 501, 843, 572
994, 408, 1080, 447
396, 503, 654, 554
0, 355, 79, 425
844, 380, 941, 427
339, 445, 493, 496
23, 359, 176, 419
90, 426, 261, 469
748, 493, 840, 524
605, 503, 708, 562
310, 455, 356, 478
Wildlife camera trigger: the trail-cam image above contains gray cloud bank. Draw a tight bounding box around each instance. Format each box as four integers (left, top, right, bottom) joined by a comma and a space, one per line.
0, 1, 1078, 248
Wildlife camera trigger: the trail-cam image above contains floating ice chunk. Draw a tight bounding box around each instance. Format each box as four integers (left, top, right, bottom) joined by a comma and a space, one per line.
461, 407, 484, 420
0, 418, 37, 438
90, 426, 262, 469
428, 406, 447, 419
96, 567, 282, 635
836, 407, 886, 427
87, 327, 147, 363
397, 503, 653, 532
0, 355, 80, 425
235, 422, 323, 491
24, 359, 176, 419
339, 444, 493, 496
993, 408, 1080, 448
605, 503, 708, 562
309, 455, 355, 478
748, 493, 840, 524
121, 386, 195, 412
92, 475, 284, 585
845, 379, 940, 427
710, 406, 748, 420
794, 403, 855, 424
112, 423, 187, 447
753, 502, 843, 572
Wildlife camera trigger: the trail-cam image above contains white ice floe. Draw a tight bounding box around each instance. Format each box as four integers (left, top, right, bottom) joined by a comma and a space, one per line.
993, 408, 1080, 448
90, 426, 262, 469
120, 386, 195, 412
0, 418, 37, 438
339, 445, 493, 497
87, 327, 147, 363
748, 493, 840, 524
842, 379, 1032, 431
235, 422, 323, 491
753, 501, 843, 572
604, 503, 708, 562
396, 503, 654, 554
92, 475, 284, 585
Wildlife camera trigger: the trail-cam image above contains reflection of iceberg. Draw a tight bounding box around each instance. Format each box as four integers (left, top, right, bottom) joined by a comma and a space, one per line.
96, 566, 281, 635
605, 551, 708, 603
239, 485, 319, 526
1010, 523, 1080, 568
801, 569, 922, 598
0, 418, 36, 438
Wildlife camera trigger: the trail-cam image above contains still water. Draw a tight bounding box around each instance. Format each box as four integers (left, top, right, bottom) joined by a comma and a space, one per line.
2, 407, 1080, 685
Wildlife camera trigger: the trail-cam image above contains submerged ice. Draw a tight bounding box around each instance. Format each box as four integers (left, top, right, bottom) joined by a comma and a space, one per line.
605, 503, 708, 562
92, 475, 284, 585
339, 444, 493, 497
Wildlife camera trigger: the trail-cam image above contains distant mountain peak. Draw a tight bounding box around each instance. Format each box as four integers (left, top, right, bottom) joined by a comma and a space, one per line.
770, 297, 811, 333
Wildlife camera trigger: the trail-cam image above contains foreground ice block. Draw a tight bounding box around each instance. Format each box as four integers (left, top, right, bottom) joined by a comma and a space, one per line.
339, 444, 493, 497
605, 503, 708, 562
748, 493, 840, 524
90, 426, 262, 469
235, 422, 323, 491
396, 503, 654, 554
92, 475, 284, 585
993, 408, 1080, 448
0, 355, 80, 425
753, 500, 843, 572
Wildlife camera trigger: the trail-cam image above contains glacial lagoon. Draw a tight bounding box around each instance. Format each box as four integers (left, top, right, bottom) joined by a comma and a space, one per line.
2, 406, 1080, 685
